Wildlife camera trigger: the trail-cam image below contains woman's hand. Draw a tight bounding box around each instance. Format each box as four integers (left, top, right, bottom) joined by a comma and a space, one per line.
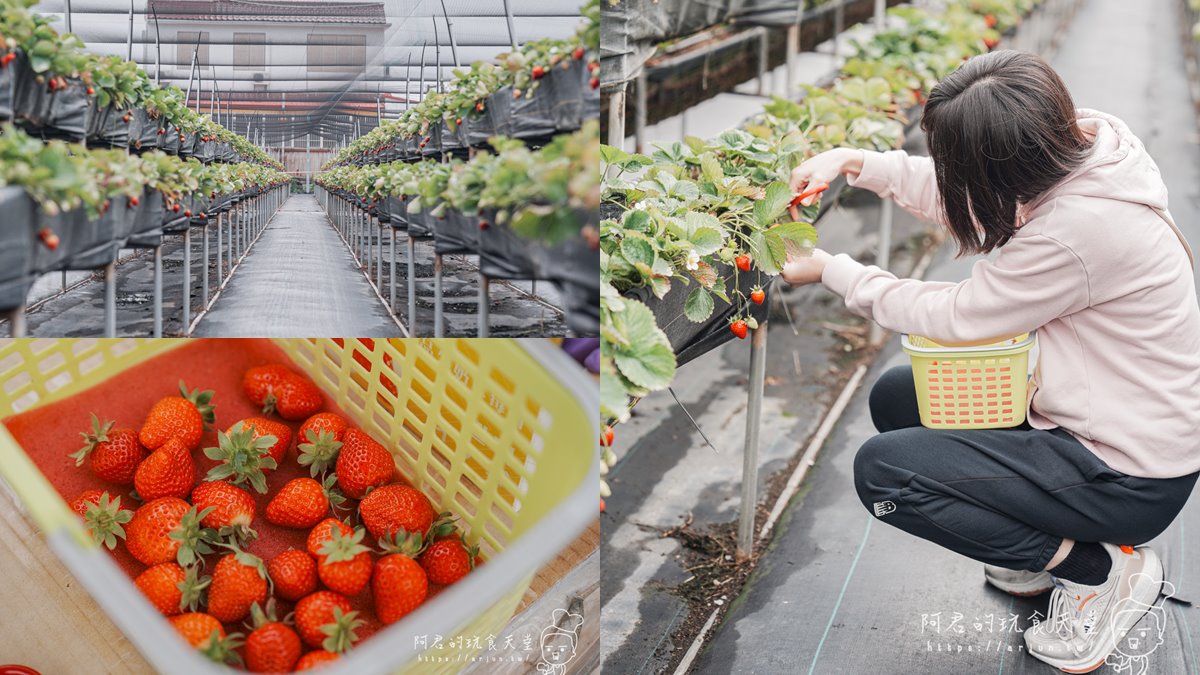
789, 148, 866, 206
781, 248, 832, 286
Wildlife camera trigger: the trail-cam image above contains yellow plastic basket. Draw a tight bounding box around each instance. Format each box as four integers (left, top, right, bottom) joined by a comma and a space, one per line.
0, 338, 597, 675
901, 332, 1036, 430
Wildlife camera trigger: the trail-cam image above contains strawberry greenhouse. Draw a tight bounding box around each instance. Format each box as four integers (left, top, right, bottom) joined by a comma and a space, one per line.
600, 0, 1200, 673
0, 0, 599, 337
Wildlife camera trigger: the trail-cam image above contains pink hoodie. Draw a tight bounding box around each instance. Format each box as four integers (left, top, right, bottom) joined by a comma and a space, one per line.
822, 109, 1200, 479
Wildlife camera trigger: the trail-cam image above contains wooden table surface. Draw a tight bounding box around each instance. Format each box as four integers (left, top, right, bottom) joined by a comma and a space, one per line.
0, 482, 599, 675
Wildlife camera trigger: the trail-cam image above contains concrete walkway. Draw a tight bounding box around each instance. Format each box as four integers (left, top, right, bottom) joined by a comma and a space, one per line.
193, 194, 399, 337
691, 0, 1200, 673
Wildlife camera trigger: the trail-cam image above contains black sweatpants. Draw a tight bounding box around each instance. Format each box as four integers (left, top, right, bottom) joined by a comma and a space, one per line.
853, 366, 1199, 572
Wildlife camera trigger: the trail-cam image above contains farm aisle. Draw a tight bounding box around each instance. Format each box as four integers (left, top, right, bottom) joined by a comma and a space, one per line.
690, 0, 1200, 673
193, 194, 398, 337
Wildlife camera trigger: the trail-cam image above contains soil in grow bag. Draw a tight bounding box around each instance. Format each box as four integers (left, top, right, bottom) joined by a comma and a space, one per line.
629, 263, 772, 367
476, 209, 541, 281
1, 339, 475, 664
0, 186, 38, 312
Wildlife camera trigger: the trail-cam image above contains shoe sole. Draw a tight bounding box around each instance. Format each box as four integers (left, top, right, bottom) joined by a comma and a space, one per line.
984, 571, 1054, 597
1030, 547, 1164, 673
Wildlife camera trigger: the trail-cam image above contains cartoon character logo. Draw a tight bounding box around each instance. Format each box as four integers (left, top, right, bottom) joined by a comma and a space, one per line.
1103, 575, 1175, 675
536, 608, 585, 675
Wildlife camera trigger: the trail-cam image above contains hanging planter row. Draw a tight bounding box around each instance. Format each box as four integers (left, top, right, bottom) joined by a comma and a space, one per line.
315, 121, 600, 336
0, 124, 290, 316
0, 0, 280, 167
326, 0, 601, 168
597, 0, 1041, 434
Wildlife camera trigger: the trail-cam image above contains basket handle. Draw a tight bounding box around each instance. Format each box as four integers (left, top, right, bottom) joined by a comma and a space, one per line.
0, 424, 91, 547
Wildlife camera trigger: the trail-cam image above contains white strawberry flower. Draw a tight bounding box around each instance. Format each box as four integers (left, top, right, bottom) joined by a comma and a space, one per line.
685, 250, 700, 271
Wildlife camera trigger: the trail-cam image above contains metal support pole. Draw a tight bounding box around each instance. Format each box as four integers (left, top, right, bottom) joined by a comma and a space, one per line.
438, 0, 462, 68
874, 0, 886, 31
607, 82, 627, 151
787, 0, 803, 91
756, 28, 769, 96
478, 274, 490, 337
870, 199, 894, 345
634, 71, 647, 154
216, 212, 223, 287
375, 219, 383, 290
7, 306, 26, 338
127, 0, 134, 61
833, 0, 845, 65
501, 0, 519, 49
407, 237, 417, 333
737, 322, 769, 558
153, 246, 163, 337
64, 0, 71, 33
434, 254, 444, 338
104, 261, 116, 338
202, 223, 209, 305
182, 228, 192, 333
389, 227, 397, 312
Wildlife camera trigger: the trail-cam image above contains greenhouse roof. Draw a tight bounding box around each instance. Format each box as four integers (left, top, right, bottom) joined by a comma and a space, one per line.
148, 0, 388, 25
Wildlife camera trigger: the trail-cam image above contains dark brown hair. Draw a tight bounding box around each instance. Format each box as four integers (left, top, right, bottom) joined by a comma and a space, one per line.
921, 50, 1091, 255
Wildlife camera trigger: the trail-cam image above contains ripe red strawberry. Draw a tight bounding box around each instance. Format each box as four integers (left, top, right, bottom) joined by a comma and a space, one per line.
208, 550, 269, 623
985, 13, 997, 28
297, 412, 347, 477
531, 65, 546, 80
267, 549, 318, 602
241, 417, 293, 467
372, 553, 428, 624
359, 483, 435, 540
69, 489, 106, 517
70, 490, 133, 550
730, 319, 748, 340
170, 612, 225, 647
572, 47, 585, 60
418, 537, 477, 586
243, 364, 322, 420
204, 420, 281, 494
126, 499, 215, 567
734, 254, 751, 272
134, 437, 196, 500
590, 76, 600, 89
296, 651, 339, 669
191, 480, 256, 542
750, 286, 766, 305
294, 591, 360, 651
306, 517, 352, 557
268, 476, 343, 529
70, 410, 146, 482
38, 227, 59, 250
601, 425, 614, 447
335, 428, 394, 499
245, 600, 302, 674
315, 526, 372, 596
139, 381, 215, 450
135, 562, 209, 616
129, 195, 140, 208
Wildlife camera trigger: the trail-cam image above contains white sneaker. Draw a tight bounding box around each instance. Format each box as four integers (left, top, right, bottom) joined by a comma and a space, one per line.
1024, 543, 1164, 673
984, 565, 1055, 596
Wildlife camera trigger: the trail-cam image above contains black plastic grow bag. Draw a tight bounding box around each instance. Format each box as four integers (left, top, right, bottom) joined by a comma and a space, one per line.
128, 108, 165, 150
476, 208, 541, 281
162, 126, 182, 154
32, 208, 89, 274
459, 107, 498, 148
218, 143, 238, 163
434, 208, 478, 256
628, 262, 772, 368
178, 132, 199, 158
0, 186, 37, 313
0, 50, 20, 121
489, 60, 588, 143
194, 139, 217, 163
126, 188, 165, 248
406, 206, 435, 239
62, 200, 135, 271
387, 196, 408, 231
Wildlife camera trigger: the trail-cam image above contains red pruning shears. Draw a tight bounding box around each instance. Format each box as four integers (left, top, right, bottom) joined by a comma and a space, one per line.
787, 182, 829, 221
